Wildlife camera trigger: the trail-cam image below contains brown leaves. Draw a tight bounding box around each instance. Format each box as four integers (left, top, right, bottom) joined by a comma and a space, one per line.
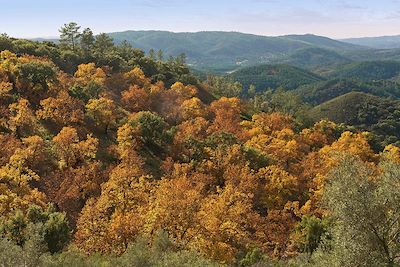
37, 91, 84, 125
52, 127, 98, 168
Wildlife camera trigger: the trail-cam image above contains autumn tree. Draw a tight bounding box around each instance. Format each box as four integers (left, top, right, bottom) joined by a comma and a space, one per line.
85, 97, 121, 134
52, 127, 98, 168
37, 91, 84, 125
74, 144, 151, 254
0, 136, 47, 216
121, 85, 151, 112
208, 97, 243, 136
181, 97, 207, 120
71, 63, 106, 102
195, 184, 261, 263
124, 67, 151, 89
146, 174, 204, 244
8, 98, 37, 136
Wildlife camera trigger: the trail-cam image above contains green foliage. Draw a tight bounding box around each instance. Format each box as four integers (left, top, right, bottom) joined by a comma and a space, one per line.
206, 75, 243, 98
129, 111, 172, 150
329, 61, 400, 81
320, 156, 400, 266
294, 215, 330, 256
250, 88, 312, 126
297, 78, 400, 105
8, 231, 222, 267
17, 62, 57, 90
0, 24, 198, 87
229, 64, 323, 92
59, 22, 81, 52
69, 81, 102, 103
239, 248, 264, 267
0, 33, 13, 51
309, 92, 400, 149
0, 205, 70, 254
275, 47, 351, 74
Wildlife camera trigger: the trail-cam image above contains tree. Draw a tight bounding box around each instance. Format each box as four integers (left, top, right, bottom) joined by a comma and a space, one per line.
181, 97, 207, 120
80, 28, 95, 56
85, 97, 120, 134
208, 97, 243, 136
1, 205, 70, 254
293, 215, 330, 257
52, 127, 98, 168
0, 137, 47, 216
195, 184, 261, 263
8, 98, 36, 136
94, 33, 114, 55
124, 67, 151, 88
257, 165, 299, 209
147, 175, 204, 244
17, 61, 56, 91
206, 75, 243, 98
74, 63, 106, 87
121, 85, 151, 112
321, 156, 400, 266
128, 111, 171, 150
37, 91, 85, 125
74, 153, 151, 254
59, 22, 81, 52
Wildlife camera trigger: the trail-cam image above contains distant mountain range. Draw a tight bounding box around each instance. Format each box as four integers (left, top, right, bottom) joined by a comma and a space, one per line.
33, 31, 400, 72
341, 35, 400, 49
107, 31, 363, 72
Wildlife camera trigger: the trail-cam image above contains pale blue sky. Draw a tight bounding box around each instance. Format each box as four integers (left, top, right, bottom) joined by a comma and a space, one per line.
1, 0, 400, 38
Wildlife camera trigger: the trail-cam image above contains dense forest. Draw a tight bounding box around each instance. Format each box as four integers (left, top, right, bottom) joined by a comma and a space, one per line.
1, 23, 400, 267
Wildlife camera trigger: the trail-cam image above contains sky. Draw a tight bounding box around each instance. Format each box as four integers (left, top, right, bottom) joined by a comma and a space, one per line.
1, 0, 400, 39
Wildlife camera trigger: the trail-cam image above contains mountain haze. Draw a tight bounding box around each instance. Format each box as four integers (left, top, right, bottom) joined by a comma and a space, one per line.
107, 31, 364, 72
342, 35, 400, 49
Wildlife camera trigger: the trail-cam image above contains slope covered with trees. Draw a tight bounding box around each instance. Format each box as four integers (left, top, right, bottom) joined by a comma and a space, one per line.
297, 78, 400, 105
1, 23, 400, 267
229, 64, 324, 92
275, 47, 352, 74
328, 60, 400, 81
309, 92, 400, 148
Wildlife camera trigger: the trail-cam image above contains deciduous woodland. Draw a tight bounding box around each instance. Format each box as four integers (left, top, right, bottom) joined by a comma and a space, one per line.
1, 24, 400, 267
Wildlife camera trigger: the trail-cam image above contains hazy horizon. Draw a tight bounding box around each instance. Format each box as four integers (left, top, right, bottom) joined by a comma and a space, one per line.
23, 30, 400, 41
2, 0, 400, 39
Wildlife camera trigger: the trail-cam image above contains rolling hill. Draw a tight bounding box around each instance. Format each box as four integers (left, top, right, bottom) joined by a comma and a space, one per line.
274, 47, 352, 73
284, 34, 363, 50
329, 61, 400, 81
228, 64, 324, 91
309, 92, 400, 148
342, 48, 400, 62
297, 78, 400, 105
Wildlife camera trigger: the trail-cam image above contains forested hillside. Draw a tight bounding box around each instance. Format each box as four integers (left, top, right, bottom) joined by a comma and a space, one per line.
328, 61, 400, 81
229, 64, 324, 92
1, 23, 400, 267
273, 47, 352, 74
309, 92, 400, 148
